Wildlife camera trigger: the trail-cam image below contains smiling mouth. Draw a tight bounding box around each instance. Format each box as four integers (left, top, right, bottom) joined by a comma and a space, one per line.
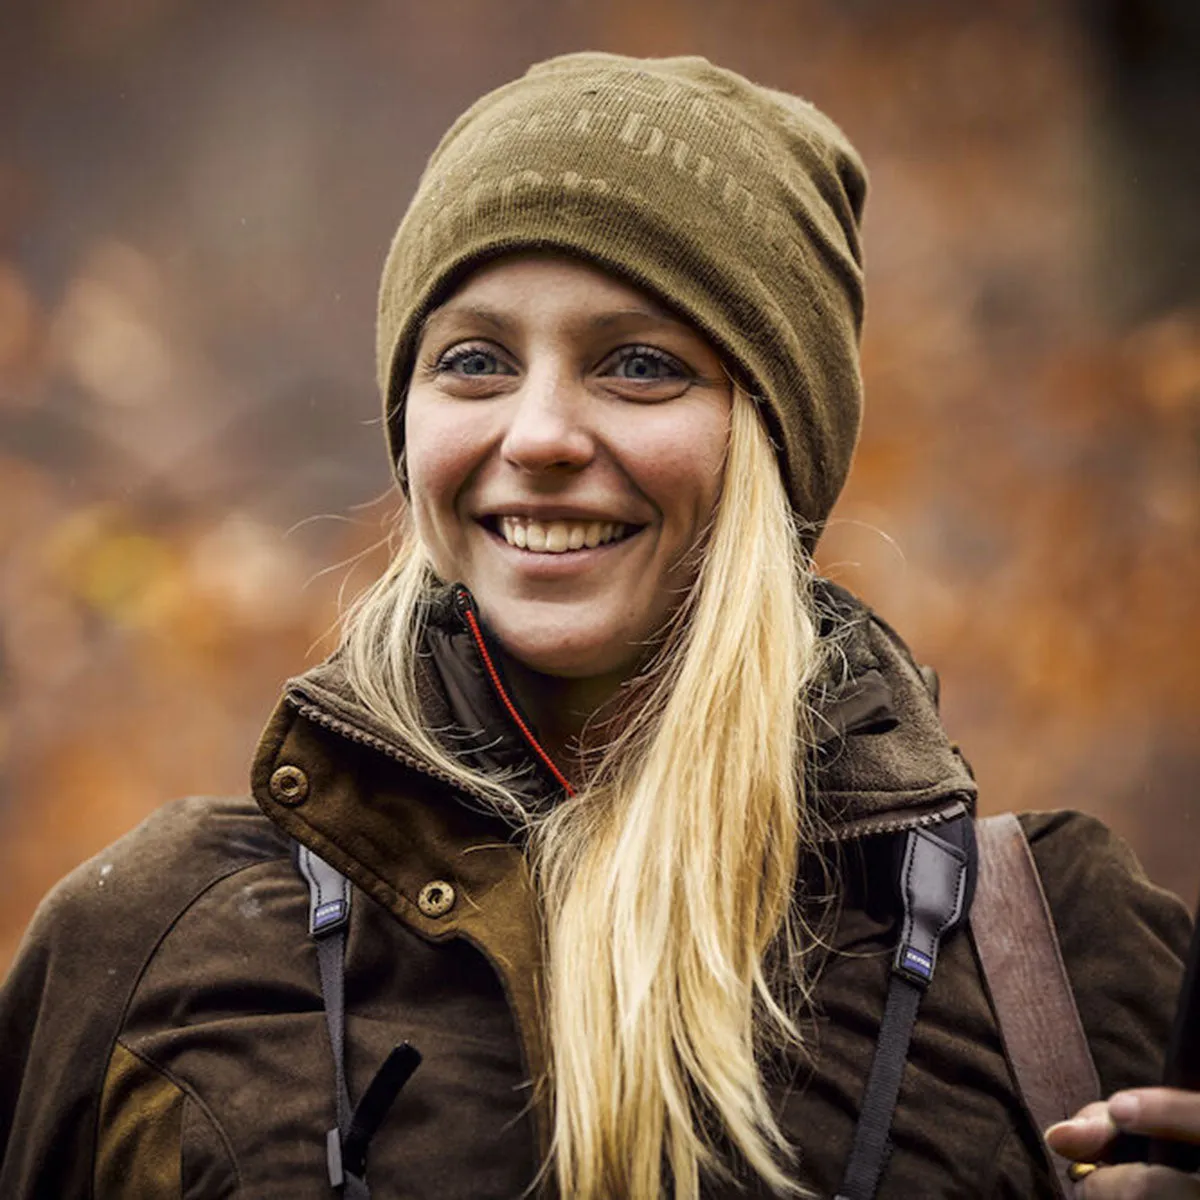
480, 515, 644, 554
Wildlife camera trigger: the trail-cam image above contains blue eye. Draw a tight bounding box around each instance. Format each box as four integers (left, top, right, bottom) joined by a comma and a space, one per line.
610, 346, 686, 381
438, 347, 507, 376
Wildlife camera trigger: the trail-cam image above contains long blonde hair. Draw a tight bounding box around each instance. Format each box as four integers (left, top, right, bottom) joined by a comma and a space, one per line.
339, 387, 826, 1197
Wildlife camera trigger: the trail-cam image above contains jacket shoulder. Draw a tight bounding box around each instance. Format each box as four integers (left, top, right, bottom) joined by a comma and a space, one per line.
20, 793, 288, 945
1018, 809, 1192, 1094
0, 795, 289, 1198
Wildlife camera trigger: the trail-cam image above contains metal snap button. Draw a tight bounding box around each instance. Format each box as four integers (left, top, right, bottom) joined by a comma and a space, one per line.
417, 880, 456, 918
269, 764, 309, 806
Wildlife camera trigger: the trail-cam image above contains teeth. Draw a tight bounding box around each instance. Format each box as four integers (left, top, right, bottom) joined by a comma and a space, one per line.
498, 517, 629, 554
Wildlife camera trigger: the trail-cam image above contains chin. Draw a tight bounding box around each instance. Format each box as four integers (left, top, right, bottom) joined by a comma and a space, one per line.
487, 611, 644, 681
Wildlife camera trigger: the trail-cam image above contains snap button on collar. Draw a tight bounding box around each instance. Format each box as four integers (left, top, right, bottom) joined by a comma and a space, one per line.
269, 764, 309, 806
418, 880, 456, 918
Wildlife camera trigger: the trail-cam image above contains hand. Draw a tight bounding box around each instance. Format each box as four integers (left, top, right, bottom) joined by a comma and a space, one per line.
1045, 1088, 1200, 1197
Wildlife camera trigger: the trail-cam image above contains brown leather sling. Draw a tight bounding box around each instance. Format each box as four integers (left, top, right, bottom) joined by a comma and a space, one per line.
972, 813, 1102, 1197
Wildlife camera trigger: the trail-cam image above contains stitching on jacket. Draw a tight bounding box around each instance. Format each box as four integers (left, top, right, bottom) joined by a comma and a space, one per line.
109, 1038, 244, 1194
89, 854, 289, 1199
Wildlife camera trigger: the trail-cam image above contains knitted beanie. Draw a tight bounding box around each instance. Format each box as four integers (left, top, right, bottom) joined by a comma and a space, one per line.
376, 52, 867, 537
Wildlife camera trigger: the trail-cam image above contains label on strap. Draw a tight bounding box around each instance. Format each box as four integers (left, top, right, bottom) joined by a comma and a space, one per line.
297, 844, 352, 939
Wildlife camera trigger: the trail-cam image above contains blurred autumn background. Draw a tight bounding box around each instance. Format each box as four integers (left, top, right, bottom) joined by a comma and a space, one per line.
2, 0, 1198, 971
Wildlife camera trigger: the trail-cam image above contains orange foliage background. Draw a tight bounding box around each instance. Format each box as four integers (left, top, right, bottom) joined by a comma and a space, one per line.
2, 0, 1198, 971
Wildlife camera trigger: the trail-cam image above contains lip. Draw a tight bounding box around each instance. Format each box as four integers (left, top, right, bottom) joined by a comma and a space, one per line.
476, 519, 645, 574
476, 507, 643, 524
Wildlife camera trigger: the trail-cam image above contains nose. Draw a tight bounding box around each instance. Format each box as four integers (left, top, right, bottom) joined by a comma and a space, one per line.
499, 366, 594, 475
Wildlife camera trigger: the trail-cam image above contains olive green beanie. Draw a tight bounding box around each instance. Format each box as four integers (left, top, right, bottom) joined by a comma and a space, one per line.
377, 51, 867, 538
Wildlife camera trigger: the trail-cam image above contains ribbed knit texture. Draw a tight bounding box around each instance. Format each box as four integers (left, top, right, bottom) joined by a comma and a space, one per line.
376, 52, 868, 537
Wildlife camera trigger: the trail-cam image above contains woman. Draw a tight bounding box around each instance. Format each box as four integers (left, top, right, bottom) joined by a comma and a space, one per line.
1, 52, 1195, 1199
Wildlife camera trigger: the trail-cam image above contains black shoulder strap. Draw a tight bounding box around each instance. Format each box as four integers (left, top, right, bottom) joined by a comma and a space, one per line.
835, 817, 974, 1200
295, 843, 422, 1197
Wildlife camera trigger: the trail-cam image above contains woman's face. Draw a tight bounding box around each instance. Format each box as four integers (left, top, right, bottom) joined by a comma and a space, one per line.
405, 253, 731, 682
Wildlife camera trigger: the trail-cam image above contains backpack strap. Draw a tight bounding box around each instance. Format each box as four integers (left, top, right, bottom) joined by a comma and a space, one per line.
972, 813, 1101, 1198
295, 843, 422, 1198
836, 817, 974, 1200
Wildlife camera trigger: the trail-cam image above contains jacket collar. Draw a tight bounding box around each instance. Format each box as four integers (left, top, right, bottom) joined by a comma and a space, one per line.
276, 580, 976, 842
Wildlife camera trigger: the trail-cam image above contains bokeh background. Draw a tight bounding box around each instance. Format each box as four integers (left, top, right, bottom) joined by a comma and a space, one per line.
2, 0, 1198, 971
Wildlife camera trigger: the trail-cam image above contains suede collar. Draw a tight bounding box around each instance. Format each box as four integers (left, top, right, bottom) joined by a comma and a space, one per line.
278, 580, 976, 841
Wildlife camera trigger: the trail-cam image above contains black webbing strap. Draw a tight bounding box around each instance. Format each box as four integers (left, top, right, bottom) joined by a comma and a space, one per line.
342, 1043, 422, 1179
297, 843, 421, 1197
835, 821, 972, 1200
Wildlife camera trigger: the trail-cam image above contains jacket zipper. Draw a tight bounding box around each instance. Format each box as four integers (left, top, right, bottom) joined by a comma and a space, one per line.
450, 584, 577, 798
823, 797, 971, 842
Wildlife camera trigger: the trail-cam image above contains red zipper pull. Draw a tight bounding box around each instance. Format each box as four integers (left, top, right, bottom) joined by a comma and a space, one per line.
451, 583, 474, 624
450, 584, 576, 798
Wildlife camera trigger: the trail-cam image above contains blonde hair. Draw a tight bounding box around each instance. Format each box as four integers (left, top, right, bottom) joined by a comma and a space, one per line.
339, 387, 826, 1197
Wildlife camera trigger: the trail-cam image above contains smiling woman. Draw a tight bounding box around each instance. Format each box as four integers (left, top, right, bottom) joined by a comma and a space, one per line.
1, 51, 1196, 1200
404, 255, 732, 745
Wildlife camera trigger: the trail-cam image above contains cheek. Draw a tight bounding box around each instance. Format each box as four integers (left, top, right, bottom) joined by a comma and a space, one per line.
405, 401, 481, 524
632, 409, 728, 526
403, 403, 490, 581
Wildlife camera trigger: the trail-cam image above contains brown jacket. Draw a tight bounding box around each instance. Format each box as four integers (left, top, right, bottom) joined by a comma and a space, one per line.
0, 583, 1190, 1198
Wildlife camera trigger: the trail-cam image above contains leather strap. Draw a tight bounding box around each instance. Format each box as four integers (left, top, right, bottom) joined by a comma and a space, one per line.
836, 822, 972, 1200
973, 813, 1101, 1197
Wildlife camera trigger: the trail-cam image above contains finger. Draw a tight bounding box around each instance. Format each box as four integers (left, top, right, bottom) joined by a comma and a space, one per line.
1046, 1102, 1119, 1160
1107, 1089, 1200, 1144
1078, 1162, 1200, 1199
